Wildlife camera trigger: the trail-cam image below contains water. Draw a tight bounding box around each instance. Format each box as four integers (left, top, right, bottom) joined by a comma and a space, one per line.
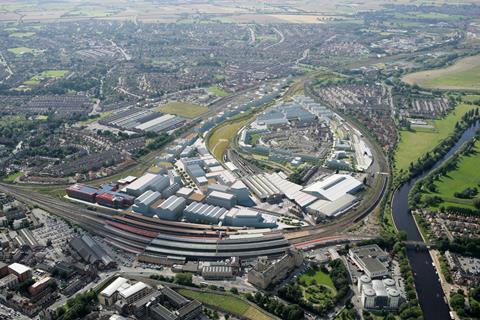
391, 120, 480, 320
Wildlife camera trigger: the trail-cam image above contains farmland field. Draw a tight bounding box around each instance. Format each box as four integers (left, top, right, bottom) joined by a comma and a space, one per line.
395, 104, 478, 173
177, 289, 273, 320
157, 102, 208, 118
401, 55, 480, 91
421, 140, 480, 210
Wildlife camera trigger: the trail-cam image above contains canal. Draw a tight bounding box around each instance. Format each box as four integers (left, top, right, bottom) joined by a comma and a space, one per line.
391, 120, 480, 320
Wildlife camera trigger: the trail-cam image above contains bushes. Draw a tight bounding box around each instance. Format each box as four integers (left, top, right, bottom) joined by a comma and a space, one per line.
245, 291, 304, 320
52, 289, 97, 320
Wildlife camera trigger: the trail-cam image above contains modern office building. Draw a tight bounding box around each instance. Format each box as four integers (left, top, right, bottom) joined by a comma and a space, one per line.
349, 245, 389, 278
358, 275, 403, 310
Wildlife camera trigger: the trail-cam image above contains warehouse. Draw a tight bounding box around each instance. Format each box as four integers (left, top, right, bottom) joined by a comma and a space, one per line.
125, 173, 170, 196
184, 202, 228, 224
229, 180, 252, 206
132, 190, 162, 214
135, 114, 184, 133
306, 194, 358, 218
176, 187, 194, 199
224, 207, 277, 228
302, 174, 363, 201
242, 174, 283, 203
202, 265, 234, 280
66, 184, 98, 203
151, 195, 186, 220
96, 191, 135, 209
185, 164, 205, 178
206, 191, 237, 209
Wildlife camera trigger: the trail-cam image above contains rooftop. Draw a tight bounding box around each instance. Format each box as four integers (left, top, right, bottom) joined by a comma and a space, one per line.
8, 263, 31, 275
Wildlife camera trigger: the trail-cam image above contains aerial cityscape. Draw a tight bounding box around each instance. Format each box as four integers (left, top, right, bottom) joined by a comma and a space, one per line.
0, 0, 479, 319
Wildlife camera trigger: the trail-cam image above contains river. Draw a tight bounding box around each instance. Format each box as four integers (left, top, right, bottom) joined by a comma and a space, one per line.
391, 120, 480, 320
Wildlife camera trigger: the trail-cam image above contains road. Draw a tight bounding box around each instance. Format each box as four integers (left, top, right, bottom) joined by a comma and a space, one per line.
264, 27, 285, 50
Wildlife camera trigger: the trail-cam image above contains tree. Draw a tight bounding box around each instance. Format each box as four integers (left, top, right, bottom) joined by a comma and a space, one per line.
174, 273, 193, 286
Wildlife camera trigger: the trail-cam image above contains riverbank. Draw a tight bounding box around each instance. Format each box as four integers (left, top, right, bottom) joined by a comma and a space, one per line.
391, 119, 480, 320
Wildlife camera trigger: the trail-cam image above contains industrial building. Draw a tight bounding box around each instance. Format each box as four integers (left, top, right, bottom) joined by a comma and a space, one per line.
66, 184, 98, 202
304, 174, 363, 218
206, 191, 237, 209
96, 191, 135, 209
135, 114, 185, 133
125, 173, 170, 196
183, 202, 228, 224
224, 207, 277, 228
358, 275, 402, 310
201, 265, 234, 280
132, 190, 162, 214
69, 235, 116, 269
151, 195, 186, 220
242, 174, 283, 203
349, 245, 390, 279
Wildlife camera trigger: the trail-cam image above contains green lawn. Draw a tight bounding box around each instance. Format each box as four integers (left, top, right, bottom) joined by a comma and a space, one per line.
421, 140, 480, 210
298, 269, 336, 293
395, 104, 478, 173
8, 47, 35, 56
177, 289, 273, 320
9, 32, 35, 38
158, 102, 208, 118
23, 70, 69, 86
208, 85, 229, 97
2, 171, 23, 183
463, 95, 480, 103
295, 268, 336, 309
206, 116, 252, 162
402, 55, 480, 91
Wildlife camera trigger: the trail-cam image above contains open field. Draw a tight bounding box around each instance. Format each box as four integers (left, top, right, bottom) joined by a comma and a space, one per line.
177, 289, 273, 320
421, 140, 480, 210
7, 47, 35, 55
402, 55, 480, 91
207, 116, 253, 162
23, 69, 69, 86
208, 85, 229, 97
9, 32, 35, 38
157, 102, 208, 119
395, 104, 478, 172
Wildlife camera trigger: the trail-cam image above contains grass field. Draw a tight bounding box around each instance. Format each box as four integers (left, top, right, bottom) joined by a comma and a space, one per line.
463, 95, 480, 103
9, 32, 35, 38
298, 269, 336, 292
2, 171, 23, 183
23, 70, 69, 86
395, 104, 478, 173
208, 85, 229, 97
421, 140, 480, 210
177, 289, 273, 320
402, 55, 480, 91
7, 47, 35, 55
157, 102, 208, 118
207, 116, 252, 162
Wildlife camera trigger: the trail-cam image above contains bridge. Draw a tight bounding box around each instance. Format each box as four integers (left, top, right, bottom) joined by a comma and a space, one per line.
405, 240, 433, 250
